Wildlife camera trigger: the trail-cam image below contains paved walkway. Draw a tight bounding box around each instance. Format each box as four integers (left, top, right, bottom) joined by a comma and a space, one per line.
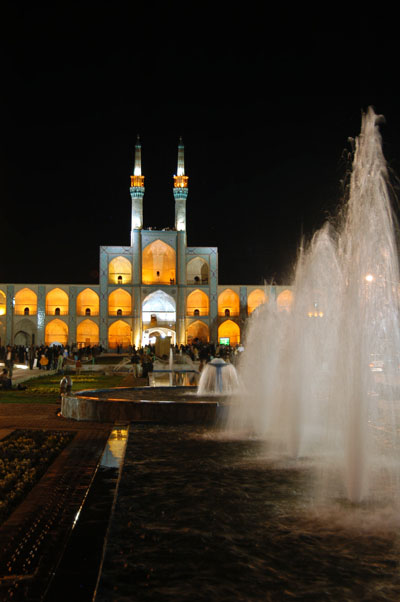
0, 393, 114, 600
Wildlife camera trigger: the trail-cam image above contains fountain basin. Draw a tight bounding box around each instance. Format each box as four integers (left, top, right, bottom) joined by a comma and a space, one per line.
61, 387, 220, 424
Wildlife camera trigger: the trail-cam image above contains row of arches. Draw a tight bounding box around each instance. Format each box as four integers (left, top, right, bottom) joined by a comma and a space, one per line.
108, 246, 210, 286
1, 288, 294, 318
35, 318, 242, 348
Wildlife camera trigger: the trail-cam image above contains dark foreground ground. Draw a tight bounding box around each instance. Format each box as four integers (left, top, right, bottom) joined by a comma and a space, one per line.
2, 390, 400, 601
96, 425, 400, 602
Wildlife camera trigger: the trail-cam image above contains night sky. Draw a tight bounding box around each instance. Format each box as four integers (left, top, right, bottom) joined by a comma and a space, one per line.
2, 7, 400, 286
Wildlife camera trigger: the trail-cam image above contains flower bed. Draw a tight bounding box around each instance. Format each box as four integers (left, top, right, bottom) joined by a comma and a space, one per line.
0, 430, 75, 524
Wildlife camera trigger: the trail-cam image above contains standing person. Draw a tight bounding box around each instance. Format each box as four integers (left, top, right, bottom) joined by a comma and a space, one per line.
5, 345, 14, 380
28, 345, 35, 369
57, 352, 64, 373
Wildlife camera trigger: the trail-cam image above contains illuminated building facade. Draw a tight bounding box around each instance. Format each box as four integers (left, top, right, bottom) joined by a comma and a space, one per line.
0, 139, 293, 349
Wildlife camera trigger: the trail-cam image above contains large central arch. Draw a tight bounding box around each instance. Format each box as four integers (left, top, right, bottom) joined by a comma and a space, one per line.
142, 290, 176, 326
142, 240, 176, 285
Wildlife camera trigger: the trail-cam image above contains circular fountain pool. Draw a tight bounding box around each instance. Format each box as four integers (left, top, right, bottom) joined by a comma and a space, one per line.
61, 386, 223, 424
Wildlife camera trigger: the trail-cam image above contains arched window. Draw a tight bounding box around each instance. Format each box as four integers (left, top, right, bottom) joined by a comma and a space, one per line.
45, 319, 68, 346
108, 289, 132, 316
187, 257, 209, 284
218, 289, 240, 317
277, 289, 294, 312
108, 256, 132, 285
76, 288, 99, 316
14, 288, 37, 316
186, 290, 209, 316
0, 290, 6, 316
46, 288, 69, 316
142, 240, 176, 285
77, 319, 99, 347
187, 320, 210, 343
108, 320, 131, 349
248, 289, 267, 314
218, 320, 240, 346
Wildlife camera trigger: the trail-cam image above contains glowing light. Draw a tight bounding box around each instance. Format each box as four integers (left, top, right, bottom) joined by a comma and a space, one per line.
173, 175, 188, 188
365, 273, 374, 282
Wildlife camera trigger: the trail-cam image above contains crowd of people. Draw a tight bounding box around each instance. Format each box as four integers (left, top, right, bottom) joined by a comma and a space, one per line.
0, 339, 244, 389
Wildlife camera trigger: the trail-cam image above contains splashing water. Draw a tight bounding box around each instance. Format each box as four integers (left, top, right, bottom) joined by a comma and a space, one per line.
227, 108, 400, 503
197, 358, 240, 396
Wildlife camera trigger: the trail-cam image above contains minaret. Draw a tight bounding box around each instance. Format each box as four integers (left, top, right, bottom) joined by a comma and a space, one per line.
130, 135, 145, 244
174, 137, 188, 346
173, 137, 188, 232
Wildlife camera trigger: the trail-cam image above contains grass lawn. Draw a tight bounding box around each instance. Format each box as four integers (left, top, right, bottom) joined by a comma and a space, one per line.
0, 373, 127, 404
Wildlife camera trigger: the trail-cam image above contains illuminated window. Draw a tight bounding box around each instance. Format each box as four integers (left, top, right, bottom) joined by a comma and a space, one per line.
14, 288, 37, 316
46, 288, 69, 316
248, 289, 267, 314
277, 289, 294, 312
109, 256, 132, 285
187, 257, 209, 284
77, 288, 99, 316
45, 319, 68, 346
142, 240, 176, 285
218, 289, 239, 317
142, 290, 176, 324
187, 320, 210, 343
108, 320, 131, 349
218, 320, 240, 345
77, 319, 99, 347
187, 290, 209, 316
0, 290, 6, 316
108, 289, 132, 316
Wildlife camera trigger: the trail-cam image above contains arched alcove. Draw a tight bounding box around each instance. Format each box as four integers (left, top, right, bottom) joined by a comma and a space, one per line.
142, 240, 176, 285
46, 288, 69, 315
187, 320, 210, 343
76, 288, 100, 316
108, 320, 131, 349
248, 289, 267, 314
186, 290, 209, 316
108, 289, 132, 316
0, 290, 6, 316
14, 288, 37, 316
77, 319, 99, 347
186, 257, 209, 285
218, 320, 240, 346
218, 288, 240, 317
108, 256, 132, 285
142, 290, 176, 325
45, 319, 68, 346
12, 318, 36, 346
277, 289, 294, 312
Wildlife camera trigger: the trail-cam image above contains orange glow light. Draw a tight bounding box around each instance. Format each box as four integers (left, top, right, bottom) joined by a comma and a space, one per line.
131, 175, 145, 187
173, 175, 188, 188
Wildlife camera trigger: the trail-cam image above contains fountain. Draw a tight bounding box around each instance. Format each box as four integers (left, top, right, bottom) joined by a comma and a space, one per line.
197, 357, 240, 395
227, 107, 400, 504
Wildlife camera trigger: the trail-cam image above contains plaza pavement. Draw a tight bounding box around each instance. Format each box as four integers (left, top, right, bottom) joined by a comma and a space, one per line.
0, 369, 118, 600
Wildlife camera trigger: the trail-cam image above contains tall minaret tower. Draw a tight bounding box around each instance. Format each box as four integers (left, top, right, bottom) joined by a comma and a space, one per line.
173, 137, 188, 234
174, 137, 189, 346
130, 135, 145, 245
